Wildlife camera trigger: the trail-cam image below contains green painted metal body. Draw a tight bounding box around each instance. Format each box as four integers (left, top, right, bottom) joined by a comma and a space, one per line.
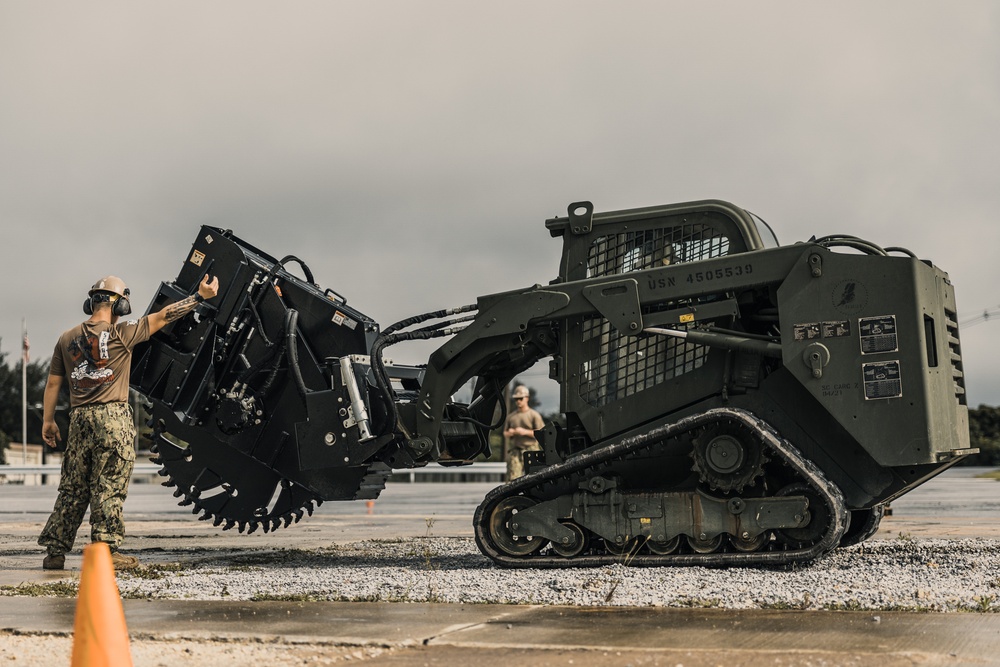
416, 200, 972, 511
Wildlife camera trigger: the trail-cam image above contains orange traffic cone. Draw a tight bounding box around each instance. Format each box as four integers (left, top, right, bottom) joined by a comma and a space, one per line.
366, 500, 375, 514
71, 542, 133, 666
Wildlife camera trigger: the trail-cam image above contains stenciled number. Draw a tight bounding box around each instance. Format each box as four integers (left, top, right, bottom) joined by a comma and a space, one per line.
686, 263, 753, 284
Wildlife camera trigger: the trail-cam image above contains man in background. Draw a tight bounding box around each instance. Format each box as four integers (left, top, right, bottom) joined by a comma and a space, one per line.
503, 385, 545, 480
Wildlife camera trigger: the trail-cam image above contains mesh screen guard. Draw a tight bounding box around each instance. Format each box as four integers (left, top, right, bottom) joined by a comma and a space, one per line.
576, 223, 731, 407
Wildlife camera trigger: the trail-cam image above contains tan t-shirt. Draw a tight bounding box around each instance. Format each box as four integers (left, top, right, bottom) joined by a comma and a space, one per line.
50, 318, 151, 408
505, 408, 545, 450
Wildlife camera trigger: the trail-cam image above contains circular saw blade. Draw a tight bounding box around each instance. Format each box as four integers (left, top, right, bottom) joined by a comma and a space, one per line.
148, 427, 321, 534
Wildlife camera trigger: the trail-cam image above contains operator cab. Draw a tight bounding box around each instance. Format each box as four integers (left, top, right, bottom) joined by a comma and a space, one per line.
748, 211, 780, 248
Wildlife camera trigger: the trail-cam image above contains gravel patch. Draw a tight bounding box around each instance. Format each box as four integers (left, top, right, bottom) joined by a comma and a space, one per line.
91, 536, 1000, 612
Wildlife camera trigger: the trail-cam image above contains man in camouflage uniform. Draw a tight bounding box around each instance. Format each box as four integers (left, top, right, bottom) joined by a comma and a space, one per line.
39, 274, 219, 570
502, 385, 545, 480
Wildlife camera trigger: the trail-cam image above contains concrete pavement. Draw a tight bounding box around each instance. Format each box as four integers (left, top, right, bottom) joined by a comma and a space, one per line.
1, 468, 999, 666
3, 596, 999, 666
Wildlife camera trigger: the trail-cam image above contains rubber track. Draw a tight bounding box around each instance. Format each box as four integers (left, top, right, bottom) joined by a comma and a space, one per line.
473, 407, 848, 568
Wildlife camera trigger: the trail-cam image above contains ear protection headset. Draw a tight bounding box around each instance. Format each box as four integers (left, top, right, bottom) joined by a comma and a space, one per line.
83, 276, 132, 317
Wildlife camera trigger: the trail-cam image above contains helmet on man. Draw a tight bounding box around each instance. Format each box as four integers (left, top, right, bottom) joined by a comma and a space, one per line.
83, 275, 132, 316
88, 276, 129, 299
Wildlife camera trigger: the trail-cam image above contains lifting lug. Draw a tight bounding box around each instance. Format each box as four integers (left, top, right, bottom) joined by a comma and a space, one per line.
808, 253, 823, 277
567, 201, 594, 235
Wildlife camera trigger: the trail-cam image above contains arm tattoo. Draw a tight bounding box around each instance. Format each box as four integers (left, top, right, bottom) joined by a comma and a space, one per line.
163, 295, 201, 323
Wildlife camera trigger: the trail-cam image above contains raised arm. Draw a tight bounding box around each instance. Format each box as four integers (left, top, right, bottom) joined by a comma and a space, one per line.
147, 275, 220, 335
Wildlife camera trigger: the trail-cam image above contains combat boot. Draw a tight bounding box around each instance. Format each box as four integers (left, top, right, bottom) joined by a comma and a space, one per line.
42, 553, 65, 570
110, 550, 139, 570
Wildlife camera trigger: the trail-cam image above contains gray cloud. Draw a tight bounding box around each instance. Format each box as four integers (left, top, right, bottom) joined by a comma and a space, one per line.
2, 1, 999, 412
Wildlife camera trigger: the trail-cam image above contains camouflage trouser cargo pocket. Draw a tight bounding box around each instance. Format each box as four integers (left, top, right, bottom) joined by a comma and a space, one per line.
38, 402, 137, 554
506, 443, 541, 481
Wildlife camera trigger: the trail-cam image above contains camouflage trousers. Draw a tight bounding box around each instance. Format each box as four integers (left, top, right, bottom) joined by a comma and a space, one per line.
38, 402, 136, 556
506, 443, 541, 481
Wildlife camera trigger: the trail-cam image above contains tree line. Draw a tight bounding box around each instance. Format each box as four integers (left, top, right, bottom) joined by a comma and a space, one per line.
967, 404, 1000, 465
0, 352, 66, 463
1, 352, 998, 467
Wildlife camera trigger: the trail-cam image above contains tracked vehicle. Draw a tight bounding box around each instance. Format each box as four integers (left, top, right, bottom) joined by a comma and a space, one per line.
130, 200, 974, 567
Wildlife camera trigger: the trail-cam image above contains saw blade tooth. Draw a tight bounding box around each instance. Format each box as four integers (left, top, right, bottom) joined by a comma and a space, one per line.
178, 497, 193, 507
190, 505, 201, 515
213, 515, 225, 527
237, 521, 247, 533
160, 479, 176, 488
246, 521, 259, 535
148, 455, 162, 465
156, 468, 170, 477
198, 510, 212, 521
315, 499, 324, 507
271, 518, 283, 532
293, 509, 304, 523
282, 514, 294, 528
172, 487, 185, 498
222, 519, 236, 531
261, 521, 271, 534
305, 502, 315, 517
148, 441, 160, 454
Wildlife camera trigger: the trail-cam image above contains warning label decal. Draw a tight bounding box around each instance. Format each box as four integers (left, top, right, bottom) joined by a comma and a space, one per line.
863, 360, 902, 400
822, 320, 850, 338
332, 311, 358, 330
793, 320, 850, 341
793, 323, 822, 341
859, 315, 898, 354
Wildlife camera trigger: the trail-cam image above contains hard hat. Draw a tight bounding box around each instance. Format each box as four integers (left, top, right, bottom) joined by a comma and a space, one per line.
88, 275, 130, 299
512, 386, 530, 399
84, 275, 132, 316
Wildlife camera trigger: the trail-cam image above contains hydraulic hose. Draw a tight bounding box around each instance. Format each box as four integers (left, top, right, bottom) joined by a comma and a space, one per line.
382, 304, 477, 336
269, 255, 316, 286
236, 308, 294, 386
370, 323, 471, 437
285, 309, 309, 399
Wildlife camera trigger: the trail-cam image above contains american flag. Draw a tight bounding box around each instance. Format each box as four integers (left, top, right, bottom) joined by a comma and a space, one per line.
22, 330, 29, 364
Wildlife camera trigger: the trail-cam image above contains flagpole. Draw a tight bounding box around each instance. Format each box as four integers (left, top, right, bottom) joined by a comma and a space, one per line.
22, 318, 28, 469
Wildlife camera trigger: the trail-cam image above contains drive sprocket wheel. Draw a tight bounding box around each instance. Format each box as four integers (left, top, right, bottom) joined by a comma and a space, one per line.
690, 422, 767, 492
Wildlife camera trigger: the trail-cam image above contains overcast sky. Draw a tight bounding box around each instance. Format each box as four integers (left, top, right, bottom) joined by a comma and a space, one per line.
2, 1, 999, 413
